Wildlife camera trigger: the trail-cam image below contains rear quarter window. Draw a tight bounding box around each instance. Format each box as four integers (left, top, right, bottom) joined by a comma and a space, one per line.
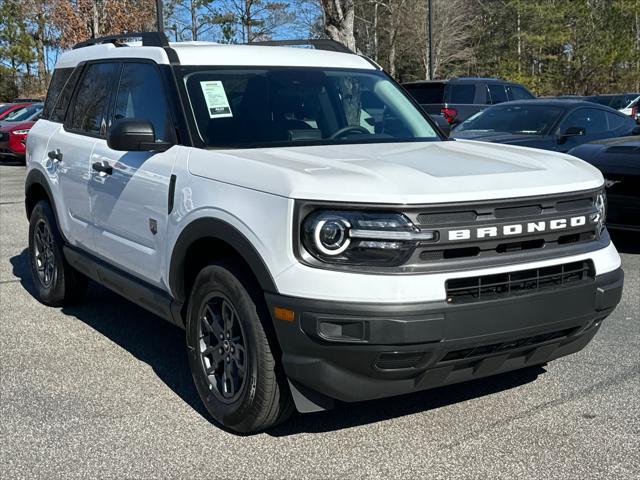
50, 67, 82, 123
42, 69, 72, 120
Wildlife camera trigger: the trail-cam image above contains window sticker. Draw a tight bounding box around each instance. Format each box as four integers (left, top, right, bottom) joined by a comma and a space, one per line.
200, 80, 233, 118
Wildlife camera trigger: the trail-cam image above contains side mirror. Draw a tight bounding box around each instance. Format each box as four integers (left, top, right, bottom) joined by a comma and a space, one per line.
431, 114, 451, 137
561, 126, 586, 138
631, 126, 640, 135
107, 118, 171, 152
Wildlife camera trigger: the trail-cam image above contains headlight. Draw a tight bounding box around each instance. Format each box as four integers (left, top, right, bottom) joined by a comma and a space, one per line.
12, 129, 30, 136
590, 190, 607, 235
301, 210, 437, 266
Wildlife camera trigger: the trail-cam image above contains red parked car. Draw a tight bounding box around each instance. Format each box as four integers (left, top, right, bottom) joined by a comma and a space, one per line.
0, 102, 32, 121
0, 104, 43, 162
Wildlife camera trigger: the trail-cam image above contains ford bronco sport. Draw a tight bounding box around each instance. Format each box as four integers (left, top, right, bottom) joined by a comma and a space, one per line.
25, 32, 623, 433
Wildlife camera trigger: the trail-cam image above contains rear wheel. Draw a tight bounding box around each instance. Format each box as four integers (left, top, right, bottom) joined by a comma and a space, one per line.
186, 264, 293, 433
28, 200, 87, 306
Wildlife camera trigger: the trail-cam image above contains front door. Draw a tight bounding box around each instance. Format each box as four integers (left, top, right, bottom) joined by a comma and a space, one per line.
88, 62, 178, 287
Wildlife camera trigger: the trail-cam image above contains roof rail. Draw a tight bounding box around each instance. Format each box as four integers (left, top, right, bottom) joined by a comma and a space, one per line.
249, 39, 353, 54
73, 31, 170, 50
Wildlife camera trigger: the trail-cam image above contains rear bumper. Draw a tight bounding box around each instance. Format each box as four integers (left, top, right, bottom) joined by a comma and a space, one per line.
267, 268, 623, 406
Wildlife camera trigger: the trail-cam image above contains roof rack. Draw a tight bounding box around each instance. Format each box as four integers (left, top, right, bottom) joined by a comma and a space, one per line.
249, 39, 353, 54
73, 31, 170, 50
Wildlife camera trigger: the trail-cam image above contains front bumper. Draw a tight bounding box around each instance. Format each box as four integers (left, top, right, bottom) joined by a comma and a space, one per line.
267, 268, 623, 408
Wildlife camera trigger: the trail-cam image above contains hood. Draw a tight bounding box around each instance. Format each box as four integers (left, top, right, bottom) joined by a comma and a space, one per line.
188, 139, 604, 204
0, 120, 35, 132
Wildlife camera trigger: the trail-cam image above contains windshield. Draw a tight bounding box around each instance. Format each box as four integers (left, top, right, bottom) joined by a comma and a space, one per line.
456, 104, 564, 135
4, 104, 42, 122
182, 67, 439, 148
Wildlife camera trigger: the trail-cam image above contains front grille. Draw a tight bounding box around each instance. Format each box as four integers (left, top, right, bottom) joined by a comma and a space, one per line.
445, 260, 594, 303
400, 189, 603, 270
439, 327, 577, 363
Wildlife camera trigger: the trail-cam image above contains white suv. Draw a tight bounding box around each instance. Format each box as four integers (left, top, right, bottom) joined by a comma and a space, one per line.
25, 32, 623, 433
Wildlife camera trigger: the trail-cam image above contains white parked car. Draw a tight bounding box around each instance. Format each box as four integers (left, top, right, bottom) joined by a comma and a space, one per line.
25, 32, 623, 433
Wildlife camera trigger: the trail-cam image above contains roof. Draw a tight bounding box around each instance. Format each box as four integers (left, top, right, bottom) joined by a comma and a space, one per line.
55, 41, 375, 70
403, 77, 508, 85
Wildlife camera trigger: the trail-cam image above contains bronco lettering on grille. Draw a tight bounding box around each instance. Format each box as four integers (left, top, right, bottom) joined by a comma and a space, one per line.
448, 215, 589, 241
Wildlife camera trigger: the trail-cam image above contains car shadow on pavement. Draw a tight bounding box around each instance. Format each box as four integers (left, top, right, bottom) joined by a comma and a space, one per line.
10, 248, 210, 422
267, 366, 545, 436
609, 230, 640, 254
11, 248, 545, 436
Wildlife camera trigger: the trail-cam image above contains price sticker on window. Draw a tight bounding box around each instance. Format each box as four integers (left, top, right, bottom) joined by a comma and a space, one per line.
200, 80, 233, 118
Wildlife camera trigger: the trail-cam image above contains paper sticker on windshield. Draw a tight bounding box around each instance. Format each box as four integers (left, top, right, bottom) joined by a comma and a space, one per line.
200, 81, 232, 118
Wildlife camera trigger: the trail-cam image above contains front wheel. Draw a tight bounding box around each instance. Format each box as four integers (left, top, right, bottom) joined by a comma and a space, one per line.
186, 264, 293, 433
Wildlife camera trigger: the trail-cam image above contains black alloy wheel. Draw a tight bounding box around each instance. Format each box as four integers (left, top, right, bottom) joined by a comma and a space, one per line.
198, 294, 248, 402
32, 219, 55, 288
28, 200, 87, 306
186, 263, 293, 433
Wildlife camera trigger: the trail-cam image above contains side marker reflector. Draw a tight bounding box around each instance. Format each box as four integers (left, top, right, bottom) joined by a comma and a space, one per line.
274, 307, 295, 322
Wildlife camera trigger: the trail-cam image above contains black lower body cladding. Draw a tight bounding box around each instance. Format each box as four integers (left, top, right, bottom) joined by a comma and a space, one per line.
266, 268, 623, 406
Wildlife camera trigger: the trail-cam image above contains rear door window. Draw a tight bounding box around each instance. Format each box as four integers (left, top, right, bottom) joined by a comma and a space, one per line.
561, 108, 608, 134
66, 62, 119, 136
403, 83, 445, 104
487, 84, 509, 104
446, 84, 475, 104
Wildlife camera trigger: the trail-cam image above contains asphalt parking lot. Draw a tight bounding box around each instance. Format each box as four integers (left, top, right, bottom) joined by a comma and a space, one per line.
1, 161, 639, 479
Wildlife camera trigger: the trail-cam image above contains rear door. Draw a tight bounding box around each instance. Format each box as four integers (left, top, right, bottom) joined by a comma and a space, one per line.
49, 62, 119, 248
88, 61, 178, 287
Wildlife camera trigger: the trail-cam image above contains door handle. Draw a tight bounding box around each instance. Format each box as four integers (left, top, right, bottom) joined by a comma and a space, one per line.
48, 149, 63, 162
92, 160, 113, 176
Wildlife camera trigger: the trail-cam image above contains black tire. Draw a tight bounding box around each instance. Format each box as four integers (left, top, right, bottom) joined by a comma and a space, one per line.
28, 200, 87, 306
186, 264, 293, 433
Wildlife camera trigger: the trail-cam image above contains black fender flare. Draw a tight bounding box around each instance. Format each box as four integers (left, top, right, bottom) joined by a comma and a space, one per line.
25, 168, 55, 220
169, 217, 279, 303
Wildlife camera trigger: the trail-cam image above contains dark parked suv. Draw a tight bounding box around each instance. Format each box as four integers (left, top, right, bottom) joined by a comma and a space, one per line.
403, 77, 535, 126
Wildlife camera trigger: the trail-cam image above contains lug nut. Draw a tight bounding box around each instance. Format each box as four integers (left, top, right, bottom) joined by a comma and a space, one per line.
226, 356, 230, 363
